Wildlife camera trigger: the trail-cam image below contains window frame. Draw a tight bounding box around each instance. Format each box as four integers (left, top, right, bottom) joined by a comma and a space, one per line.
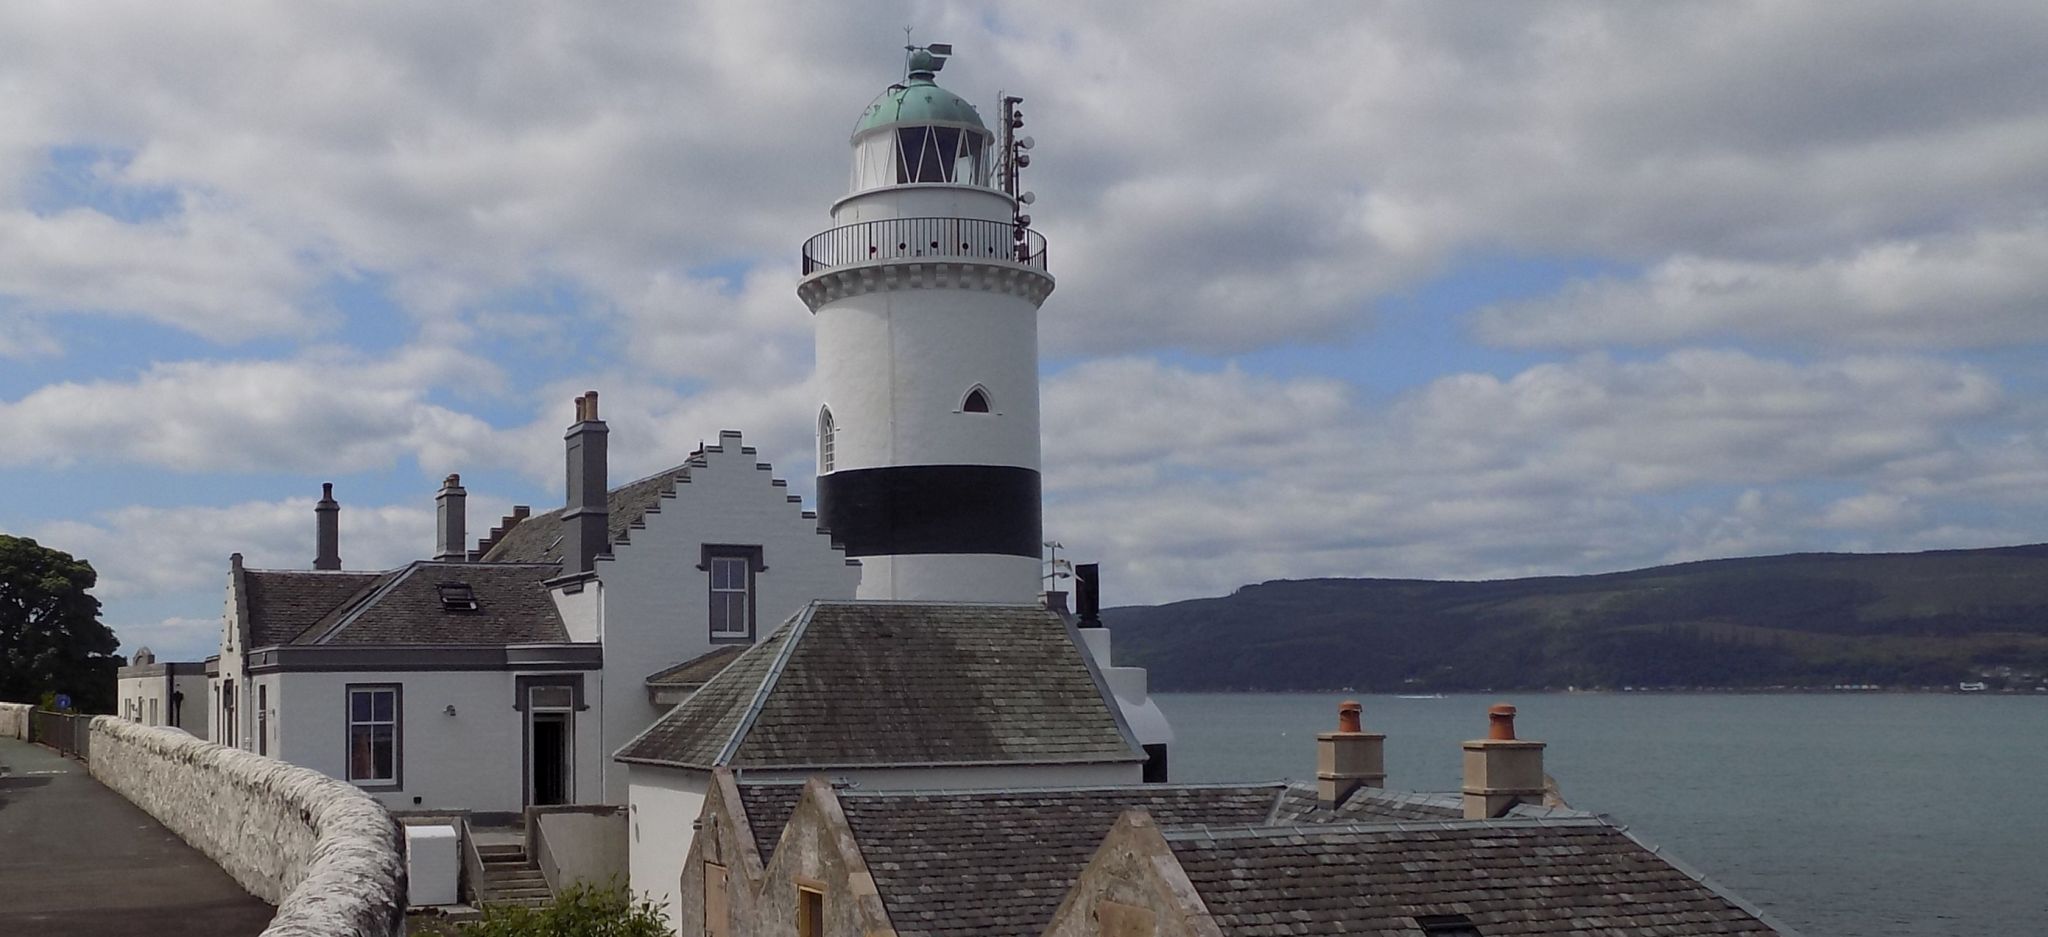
797, 884, 825, 937
699, 545, 766, 644
345, 683, 403, 790
961, 384, 993, 413
255, 683, 266, 754
818, 407, 836, 473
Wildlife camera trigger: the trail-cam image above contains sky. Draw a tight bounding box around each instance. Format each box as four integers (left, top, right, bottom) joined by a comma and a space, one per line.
3, 2, 2047, 662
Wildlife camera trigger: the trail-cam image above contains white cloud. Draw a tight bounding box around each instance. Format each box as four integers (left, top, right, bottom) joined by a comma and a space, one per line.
0, 346, 511, 473
1475, 225, 2048, 349
1044, 351, 2043, 603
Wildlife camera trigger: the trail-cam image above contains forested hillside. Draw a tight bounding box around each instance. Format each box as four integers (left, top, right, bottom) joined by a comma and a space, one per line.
1102, 545, 2048, 691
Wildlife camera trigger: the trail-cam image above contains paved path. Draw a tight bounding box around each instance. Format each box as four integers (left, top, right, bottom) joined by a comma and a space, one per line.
0, 735, 275, 936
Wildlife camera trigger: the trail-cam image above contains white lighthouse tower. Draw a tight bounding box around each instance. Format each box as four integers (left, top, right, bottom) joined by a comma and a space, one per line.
799, 45, 1052, 603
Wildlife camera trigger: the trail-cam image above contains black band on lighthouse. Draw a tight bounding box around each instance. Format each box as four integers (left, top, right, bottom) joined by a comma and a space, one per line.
818, 464, 1042, 558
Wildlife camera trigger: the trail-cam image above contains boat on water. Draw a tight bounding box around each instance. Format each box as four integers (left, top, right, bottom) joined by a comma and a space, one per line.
1396, 693, 1446, 700
1958, 681, 1989, 692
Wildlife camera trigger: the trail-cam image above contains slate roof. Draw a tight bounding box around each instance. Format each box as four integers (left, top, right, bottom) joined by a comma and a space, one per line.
1164, 818, 1788, 937
242, 562, 568, 647
477, 462, 692, 564
242, 570, 383, 647
615, 601, 1143, 770
646, 645, 747, 689
769, 784, 1299, 937
295, 561, 568, 645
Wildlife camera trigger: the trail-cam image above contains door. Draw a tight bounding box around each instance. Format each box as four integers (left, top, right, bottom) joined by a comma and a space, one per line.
529, 712, 570, 806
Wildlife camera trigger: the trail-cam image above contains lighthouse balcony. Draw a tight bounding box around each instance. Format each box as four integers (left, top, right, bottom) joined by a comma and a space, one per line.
801, 216, 1048, 275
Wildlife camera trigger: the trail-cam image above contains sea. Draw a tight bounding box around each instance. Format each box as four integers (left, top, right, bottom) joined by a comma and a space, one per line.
1157, 692, 2048, 936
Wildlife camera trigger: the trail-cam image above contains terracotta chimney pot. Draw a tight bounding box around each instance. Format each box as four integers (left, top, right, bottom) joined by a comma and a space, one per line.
1488, 703, 1517, 740
1337, 700, 1363, 734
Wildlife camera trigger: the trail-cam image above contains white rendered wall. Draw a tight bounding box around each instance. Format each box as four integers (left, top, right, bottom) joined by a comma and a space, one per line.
625, 766, 708, 929
815, 288, 1041, 472
592, 436, 859, 804
170, 672, 209, 738
552, 583, 602, 643
270, 668, 603, 814
832, 183, 1012, 225
853, 555, 1041, 603
1078, 628, 1174, 749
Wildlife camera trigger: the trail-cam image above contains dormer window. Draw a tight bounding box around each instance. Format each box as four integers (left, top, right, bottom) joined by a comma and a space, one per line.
436, 581, 478, 611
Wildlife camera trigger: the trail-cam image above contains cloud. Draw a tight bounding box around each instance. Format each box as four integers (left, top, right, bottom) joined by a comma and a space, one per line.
0, 346, 510, 473
1044, 351, 2043, 603
1474, 224, 2048, 349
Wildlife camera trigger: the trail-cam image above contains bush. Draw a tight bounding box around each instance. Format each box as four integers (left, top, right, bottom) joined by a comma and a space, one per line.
430, 881, 670, 937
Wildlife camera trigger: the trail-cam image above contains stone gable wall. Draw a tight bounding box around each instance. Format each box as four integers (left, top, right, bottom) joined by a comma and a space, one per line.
87, 716, 407, 937
0, 702, 30, 739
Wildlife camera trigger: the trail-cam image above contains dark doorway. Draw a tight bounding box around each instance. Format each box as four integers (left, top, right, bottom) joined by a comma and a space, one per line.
530, 713, 570, 806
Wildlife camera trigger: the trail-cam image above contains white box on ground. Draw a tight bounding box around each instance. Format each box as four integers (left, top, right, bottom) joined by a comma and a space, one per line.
404, 824, 460, 907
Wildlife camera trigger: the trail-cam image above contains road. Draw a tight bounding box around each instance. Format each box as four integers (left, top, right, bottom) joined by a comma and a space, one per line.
0, 735, 275, 936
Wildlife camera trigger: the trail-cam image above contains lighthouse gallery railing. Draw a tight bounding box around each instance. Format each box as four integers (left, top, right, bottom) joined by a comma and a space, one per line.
802, 216, 1048, 275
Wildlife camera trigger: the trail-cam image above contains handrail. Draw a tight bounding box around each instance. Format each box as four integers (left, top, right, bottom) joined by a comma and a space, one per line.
802, 216, 1048, 275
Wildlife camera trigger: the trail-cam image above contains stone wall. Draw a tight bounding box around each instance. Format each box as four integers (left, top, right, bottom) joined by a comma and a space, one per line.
0, 702, 30, 739
87, 716, 408, 937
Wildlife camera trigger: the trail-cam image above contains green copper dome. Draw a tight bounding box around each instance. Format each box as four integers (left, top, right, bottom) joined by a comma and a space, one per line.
853, 74, 987, 138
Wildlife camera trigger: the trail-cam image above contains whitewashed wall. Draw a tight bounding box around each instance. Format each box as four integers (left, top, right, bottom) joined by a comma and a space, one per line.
270, 668, 603, 814
625, 765, 709, 929
593, 436, 860, 803
0, 702, 29, 739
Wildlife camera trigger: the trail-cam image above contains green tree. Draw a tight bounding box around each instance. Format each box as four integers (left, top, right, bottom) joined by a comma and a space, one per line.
0, 535, 120, 712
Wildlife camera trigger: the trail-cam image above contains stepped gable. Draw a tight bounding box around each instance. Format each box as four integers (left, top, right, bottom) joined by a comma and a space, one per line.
480, 431, 830, 565
291, 561, 568, 645
614, 601, 1144, 770
1162, 818, 1788, 936
241, 569, 386, 647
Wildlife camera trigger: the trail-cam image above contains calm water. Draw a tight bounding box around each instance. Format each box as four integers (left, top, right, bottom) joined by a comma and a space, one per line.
1158, 692, 2048, 936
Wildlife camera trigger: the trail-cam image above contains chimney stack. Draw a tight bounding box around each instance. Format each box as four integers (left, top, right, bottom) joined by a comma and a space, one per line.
1316, 700, 1385, 809
435, 474, 467, 562
564, 391, 609, 575
1075, 563, 1102, 628
314, 483, 341, 570
1461, 703, 1546, 819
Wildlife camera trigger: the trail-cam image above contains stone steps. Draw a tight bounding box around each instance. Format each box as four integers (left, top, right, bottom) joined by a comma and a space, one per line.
475, 841, 553, 908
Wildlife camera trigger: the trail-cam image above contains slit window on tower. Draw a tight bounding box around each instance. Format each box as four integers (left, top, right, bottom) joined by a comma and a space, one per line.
818, 407, 836, 473
962, 386, 991, 413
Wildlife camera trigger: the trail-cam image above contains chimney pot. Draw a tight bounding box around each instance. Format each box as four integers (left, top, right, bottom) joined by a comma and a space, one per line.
313, 483, 341, 570
1337, 700, 1362, 734
1488, 703, 1517, 740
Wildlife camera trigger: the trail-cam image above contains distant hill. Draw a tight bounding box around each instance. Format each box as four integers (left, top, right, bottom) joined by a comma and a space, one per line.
1101, 545, 2048, 691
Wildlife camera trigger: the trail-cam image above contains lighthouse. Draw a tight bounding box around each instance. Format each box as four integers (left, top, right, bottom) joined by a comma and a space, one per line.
800, 45, 1053, 603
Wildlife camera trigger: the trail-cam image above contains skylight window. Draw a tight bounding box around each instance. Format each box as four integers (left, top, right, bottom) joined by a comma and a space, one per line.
436, 581, 478, 611
1415, 914, 1480, 937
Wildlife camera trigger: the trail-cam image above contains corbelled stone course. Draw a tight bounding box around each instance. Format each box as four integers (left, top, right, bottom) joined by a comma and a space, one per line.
88, 716, 408, 937
0, 701, 30, 739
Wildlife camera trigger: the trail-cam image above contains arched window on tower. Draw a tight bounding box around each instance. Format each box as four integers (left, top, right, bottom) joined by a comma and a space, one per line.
961, 386, 992, 413
818, 407, 836, 473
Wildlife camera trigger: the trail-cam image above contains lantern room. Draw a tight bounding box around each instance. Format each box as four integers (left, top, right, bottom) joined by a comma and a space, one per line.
848, 48, 994, 193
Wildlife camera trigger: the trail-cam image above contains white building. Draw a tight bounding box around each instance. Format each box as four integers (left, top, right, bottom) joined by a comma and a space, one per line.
207, 412, 859, 816
114, 647, 208, 737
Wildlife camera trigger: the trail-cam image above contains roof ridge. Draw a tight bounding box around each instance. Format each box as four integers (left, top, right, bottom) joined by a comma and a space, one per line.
831, 781, 1294, 798
713, 603, 817, 765
306, 565, 421, 645
1162, 814, 1614, 843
